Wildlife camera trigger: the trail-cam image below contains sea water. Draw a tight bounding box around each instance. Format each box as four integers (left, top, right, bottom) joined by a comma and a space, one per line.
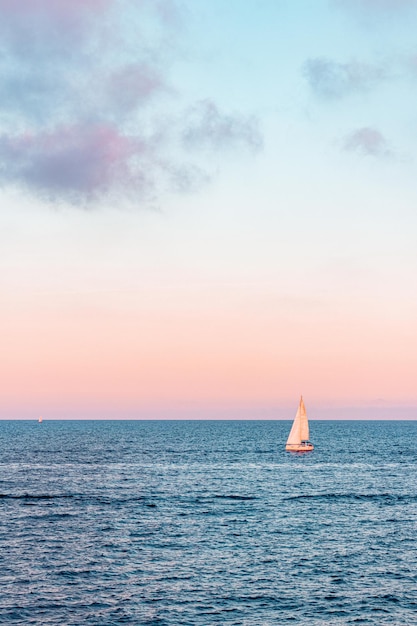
1, 419, 417, 625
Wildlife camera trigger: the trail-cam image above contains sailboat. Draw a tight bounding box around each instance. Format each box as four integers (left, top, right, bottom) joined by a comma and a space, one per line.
38, 416, 43, 423
285, 396, 314, 452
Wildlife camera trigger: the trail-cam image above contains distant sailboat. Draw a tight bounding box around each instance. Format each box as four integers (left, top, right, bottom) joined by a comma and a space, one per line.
285, 396, 314, 452
38, 416, 43, 423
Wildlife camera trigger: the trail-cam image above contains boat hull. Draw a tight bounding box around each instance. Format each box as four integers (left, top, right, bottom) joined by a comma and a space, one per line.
286, 443, 314, 452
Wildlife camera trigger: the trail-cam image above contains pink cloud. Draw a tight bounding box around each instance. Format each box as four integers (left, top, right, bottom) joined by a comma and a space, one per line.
0, 1, 262, 205
0, 124, 151, 201
343, 127, 390, 157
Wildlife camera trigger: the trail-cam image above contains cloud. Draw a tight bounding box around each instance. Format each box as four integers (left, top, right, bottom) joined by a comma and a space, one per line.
0, 1, 261, 206
343, 127, 390, 156
303, 57, 386, 98
0, 0, 110, 60
105, 64, 166, 116
182, 100, 263, 152
0, 124, 155, 203
334, 0, 417, 13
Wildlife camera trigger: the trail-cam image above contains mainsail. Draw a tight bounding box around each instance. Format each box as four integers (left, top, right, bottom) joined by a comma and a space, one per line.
286, 396, 309, 445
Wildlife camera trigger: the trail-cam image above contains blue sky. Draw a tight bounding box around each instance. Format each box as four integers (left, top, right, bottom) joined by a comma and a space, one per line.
0, 0, 416, 419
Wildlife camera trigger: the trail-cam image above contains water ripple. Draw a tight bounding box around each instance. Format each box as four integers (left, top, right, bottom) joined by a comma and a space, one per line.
1, 419, 417, 624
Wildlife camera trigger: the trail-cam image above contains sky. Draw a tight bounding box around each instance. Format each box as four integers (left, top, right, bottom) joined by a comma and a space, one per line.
1, 0, 417, 419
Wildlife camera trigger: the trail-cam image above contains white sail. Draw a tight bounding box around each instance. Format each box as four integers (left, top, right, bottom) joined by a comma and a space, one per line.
286, 405, 301, 445
299, 397, 309, 441
286, 396, 309, 445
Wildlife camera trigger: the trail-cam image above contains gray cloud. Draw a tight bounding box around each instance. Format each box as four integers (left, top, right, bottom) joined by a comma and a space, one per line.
0, 0, 109, 66
0, 1, 262, 206
182, 100, 263, 152
0, 124, 156, 203
303, 57, 386, 99
343, 127, 390, 156
104, 64, 166, 116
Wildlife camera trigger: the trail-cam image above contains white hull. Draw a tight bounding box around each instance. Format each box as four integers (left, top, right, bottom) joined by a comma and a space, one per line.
286, 442, 314, 452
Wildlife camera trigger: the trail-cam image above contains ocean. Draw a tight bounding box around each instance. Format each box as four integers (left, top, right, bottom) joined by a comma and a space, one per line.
1, 419, 417, 625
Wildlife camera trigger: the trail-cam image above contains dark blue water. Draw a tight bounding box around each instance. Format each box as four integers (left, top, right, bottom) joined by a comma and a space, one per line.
1, 420, 417, 625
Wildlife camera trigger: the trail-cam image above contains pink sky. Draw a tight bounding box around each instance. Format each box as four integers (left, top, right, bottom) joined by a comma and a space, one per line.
2, 228, 416, 419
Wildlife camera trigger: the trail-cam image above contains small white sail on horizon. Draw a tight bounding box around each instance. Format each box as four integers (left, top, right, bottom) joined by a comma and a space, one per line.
285, 396, 314, 452
38, 416, 43, 423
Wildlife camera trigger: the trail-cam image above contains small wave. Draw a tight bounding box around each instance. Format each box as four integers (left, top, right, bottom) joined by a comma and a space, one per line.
0, 493, 151, 505
287, 493, 417, 504
0, 494, 75, 500
26, 512, 75, 520
214, 495, 257, 501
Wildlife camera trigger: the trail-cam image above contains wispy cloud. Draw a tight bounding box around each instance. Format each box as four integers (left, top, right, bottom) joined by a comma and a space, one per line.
0, 0, 261, 206
343, 127, 390, 157
303, 58, 386, 99
334, 0, 417, 13
182, 100, 263, 153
